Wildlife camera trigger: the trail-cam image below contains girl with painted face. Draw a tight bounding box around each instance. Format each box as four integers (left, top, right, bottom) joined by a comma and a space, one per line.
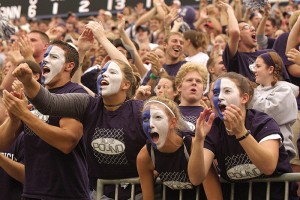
10, 21, 147, 200
188, 72, 298, 200
137, 96, 222, 200
249, 52, 298, 160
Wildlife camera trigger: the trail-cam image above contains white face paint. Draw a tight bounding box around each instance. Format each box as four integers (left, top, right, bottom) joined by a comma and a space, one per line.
98, 61, 123, 96
145, 106, 170, 150
218, 78, 241, 108
43, 45, 66, 85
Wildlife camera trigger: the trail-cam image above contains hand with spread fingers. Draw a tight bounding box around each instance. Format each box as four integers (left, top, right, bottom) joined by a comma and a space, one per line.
18, 35, 35, 62
195, 108, 215, 141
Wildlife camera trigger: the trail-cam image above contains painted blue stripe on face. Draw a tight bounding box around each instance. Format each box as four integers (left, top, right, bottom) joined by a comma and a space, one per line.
97, 61, 111, 96
142, 109, 157, 149
41, 45, 53, 67
213, 79, 224, 120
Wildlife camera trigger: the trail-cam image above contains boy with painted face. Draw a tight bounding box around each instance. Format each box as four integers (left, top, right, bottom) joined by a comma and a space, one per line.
1, 40, 90, 199
138, 96, 223, 200
188, 72, 298, 200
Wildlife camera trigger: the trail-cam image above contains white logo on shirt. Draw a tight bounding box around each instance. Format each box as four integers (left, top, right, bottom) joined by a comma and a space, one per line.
92, 138, 125, 155
227, 163, 262, 180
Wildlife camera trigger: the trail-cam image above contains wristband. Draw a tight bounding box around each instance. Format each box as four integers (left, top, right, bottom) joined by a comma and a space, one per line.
236, 130, 251, 141
150, 73, 158, 80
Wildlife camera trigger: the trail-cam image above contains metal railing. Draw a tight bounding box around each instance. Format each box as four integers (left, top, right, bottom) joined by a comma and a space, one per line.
96, 173, 300, 200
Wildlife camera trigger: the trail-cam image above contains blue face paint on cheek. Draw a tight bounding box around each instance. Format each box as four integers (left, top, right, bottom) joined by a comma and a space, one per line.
41, 45, 53, 67
213, 79, 224, 120
142, 110, 157, 149
96, 61, 110, 96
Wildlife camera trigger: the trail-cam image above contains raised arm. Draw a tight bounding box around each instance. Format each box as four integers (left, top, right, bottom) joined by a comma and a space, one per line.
188, 109, 215, 185
135, 6, 157, 27
11, 63, 89, 119
117, 14, 147, 77
86, 21, 129, 65
286, 14, 300, 54
217, 0, 240, 59
286, 14, 300, 78
256, 3, 271, 50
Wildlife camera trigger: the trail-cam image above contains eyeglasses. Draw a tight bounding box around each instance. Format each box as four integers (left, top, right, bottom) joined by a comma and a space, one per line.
241, 24, 255, 31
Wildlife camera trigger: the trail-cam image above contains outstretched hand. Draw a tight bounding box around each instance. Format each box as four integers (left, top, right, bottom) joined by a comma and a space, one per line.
195, 108, 215, 141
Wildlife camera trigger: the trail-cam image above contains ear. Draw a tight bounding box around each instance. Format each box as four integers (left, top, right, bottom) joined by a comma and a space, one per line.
173, 90, 179, 98
268, 66, 274, 74
121, 80, 131, 90
169, 117, 177, 129
208, 66, 214, 74
176, 84, 182, 93
65, 62, 75, 73
241, 93, 250, 105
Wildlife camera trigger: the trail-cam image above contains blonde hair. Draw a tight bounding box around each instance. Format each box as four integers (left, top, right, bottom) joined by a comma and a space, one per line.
175, 62, 208, 89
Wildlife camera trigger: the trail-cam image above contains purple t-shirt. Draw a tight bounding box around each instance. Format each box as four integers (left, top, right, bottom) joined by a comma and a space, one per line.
204, 109, 297, 200
142, 61, 187, 85
82, 98, 146, 198
179, 106, 204, 133
23, 82, 90, 200
273, 32, 300, 110
0, 132, 24, 200
222, 44, 288, 82
146, 134, 207, 200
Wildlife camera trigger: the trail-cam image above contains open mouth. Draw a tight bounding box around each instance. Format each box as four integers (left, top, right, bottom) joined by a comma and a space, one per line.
43, 67, 50, 75
100, 80, 109, 86
173, 47, 181, 53
218, 104, 226, 113
151, 132, 159, 143
251, 34, 256, 40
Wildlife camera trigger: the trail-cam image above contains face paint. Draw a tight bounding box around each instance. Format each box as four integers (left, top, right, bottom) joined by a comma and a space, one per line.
97, 61, 123, 96
142, 106, 170, 150
42, 45, 66, 85
213, 78, 241, 120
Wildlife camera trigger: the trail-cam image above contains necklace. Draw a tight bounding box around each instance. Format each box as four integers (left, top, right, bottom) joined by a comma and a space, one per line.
103, 102, 124, 107
103, 99, 129, 107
